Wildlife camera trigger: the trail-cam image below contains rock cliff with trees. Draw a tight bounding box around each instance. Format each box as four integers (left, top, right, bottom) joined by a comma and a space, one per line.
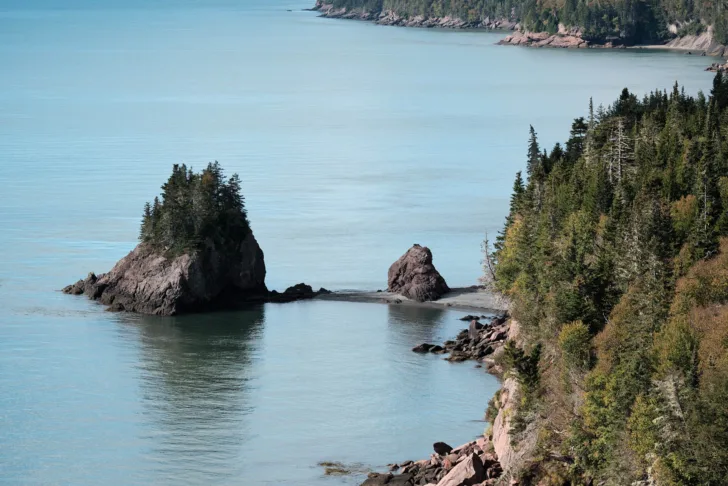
63, 162, 267, 315
314, 0, 727, 54
483, 73, 728, 484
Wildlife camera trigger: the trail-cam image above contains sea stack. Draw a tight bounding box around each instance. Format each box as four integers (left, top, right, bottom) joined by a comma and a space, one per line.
387, 244, 449, 302
63, 162, 267, 315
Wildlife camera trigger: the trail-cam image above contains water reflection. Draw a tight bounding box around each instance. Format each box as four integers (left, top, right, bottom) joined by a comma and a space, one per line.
131, 306, 265, 483
386, 304, 449, 346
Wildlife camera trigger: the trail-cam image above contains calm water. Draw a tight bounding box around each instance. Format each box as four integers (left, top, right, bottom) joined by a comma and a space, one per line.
0, 0, 715, 484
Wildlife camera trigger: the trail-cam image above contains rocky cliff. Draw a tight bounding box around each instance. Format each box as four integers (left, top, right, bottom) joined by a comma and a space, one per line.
63, 232, 267, 316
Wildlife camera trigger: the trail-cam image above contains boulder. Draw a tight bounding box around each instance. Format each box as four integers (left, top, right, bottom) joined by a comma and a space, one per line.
62, 232, 267, 316
468, 320, 482, 339
268, 283, 326, 302
388, 244, 449, 302
435, 453, 484, 486
413, 343, 436, 353
361, 472, 394, 485
433, 442, 453, 456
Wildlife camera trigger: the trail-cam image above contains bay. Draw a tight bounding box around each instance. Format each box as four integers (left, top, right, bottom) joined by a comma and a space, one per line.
0, 1, 714, 484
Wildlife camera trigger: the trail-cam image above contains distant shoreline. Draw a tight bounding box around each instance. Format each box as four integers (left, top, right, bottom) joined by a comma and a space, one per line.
309, 2, 726, 67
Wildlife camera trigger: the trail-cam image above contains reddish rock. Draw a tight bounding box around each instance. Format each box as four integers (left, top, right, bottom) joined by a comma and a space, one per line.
388, 244, 449, 302
436, 453, 484, 486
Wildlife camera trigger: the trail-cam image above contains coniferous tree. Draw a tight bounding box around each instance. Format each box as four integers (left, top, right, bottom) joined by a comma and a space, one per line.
526, 125, 541, 179
138, 162, 250, 255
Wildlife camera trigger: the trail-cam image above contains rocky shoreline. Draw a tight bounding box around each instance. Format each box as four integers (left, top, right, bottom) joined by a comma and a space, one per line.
497, 30, 589, 49
312, 1, 516, 30
311, 2, 728, 62
357, 314, 520, 485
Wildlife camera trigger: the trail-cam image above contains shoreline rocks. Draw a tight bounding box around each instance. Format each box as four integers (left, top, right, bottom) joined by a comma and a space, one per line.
412, 314, 509, 373
388, 245, 449, 302
267, 283, 331, 303
498, 30, 588, 49
707, 61, 728, 73
361, 437, 504, 486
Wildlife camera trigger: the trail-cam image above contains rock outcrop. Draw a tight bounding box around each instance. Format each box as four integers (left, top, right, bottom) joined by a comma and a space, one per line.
62, 232, 267, 316
498, 30, 588, 49
664, 26, 726, 56
388, 245, 449, 302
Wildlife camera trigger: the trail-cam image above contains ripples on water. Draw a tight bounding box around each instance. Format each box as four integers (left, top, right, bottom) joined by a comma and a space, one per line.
0, 0, 714, 484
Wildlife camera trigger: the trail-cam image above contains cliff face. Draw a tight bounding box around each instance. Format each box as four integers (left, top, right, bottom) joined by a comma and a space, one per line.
63, 232, 267, 316
664, 25, 727, 55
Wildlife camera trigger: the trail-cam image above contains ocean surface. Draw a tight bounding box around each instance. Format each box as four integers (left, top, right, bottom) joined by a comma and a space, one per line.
0, 0, 715, 484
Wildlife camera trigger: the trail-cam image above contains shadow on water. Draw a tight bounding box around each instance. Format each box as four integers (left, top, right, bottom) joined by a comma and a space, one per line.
117, 305, 266, 482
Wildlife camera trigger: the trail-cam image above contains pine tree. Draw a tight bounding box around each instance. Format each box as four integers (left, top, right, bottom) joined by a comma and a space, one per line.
693, 138, 719, 258
527, 125, 541, 179
140, 202, 152, 242
510, 171, 525, 215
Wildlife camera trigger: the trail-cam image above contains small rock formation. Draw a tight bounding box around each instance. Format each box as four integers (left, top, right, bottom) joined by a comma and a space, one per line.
268, 283, 331, 303
433, 442, 453, 456
412, 343, 436, 353
359, 437, 503, 486
498, 30, 588, 49
707, 61, 728, 73
388, 245, 449, 302
62, 234, 267, 316
412, 314, 509, 372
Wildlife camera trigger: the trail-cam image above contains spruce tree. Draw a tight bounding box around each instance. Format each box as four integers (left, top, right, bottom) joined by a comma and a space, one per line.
526, 125, 541, 179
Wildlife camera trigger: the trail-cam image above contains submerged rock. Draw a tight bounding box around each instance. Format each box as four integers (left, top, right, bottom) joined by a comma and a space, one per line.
62, 234, 267, 316
388, 244, 449, 302
413, 343, 436, 353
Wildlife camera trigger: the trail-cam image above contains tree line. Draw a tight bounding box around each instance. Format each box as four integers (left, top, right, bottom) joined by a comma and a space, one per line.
139, 162, 250, 255
329, 0, 728, 44
489, 73, 728, 484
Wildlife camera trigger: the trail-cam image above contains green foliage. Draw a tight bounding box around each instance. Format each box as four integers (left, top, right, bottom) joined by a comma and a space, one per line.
558, 320, 592, 371
504, 341, 542, 391
139, 162, 250, 255
490, 73, 728, 483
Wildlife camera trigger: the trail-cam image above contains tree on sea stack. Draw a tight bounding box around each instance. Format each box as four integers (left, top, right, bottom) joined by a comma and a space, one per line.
63, 162, 267, 316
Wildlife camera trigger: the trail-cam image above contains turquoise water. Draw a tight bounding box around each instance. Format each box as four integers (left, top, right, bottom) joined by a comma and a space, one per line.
0, 0, 715, 484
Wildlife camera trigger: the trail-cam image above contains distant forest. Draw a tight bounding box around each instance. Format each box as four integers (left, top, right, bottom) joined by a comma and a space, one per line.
327, 0, 728, 45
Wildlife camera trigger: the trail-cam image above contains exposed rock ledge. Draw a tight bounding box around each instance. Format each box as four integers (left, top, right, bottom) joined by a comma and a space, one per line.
498, 30, 588, 49
313, 1, 517, 30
